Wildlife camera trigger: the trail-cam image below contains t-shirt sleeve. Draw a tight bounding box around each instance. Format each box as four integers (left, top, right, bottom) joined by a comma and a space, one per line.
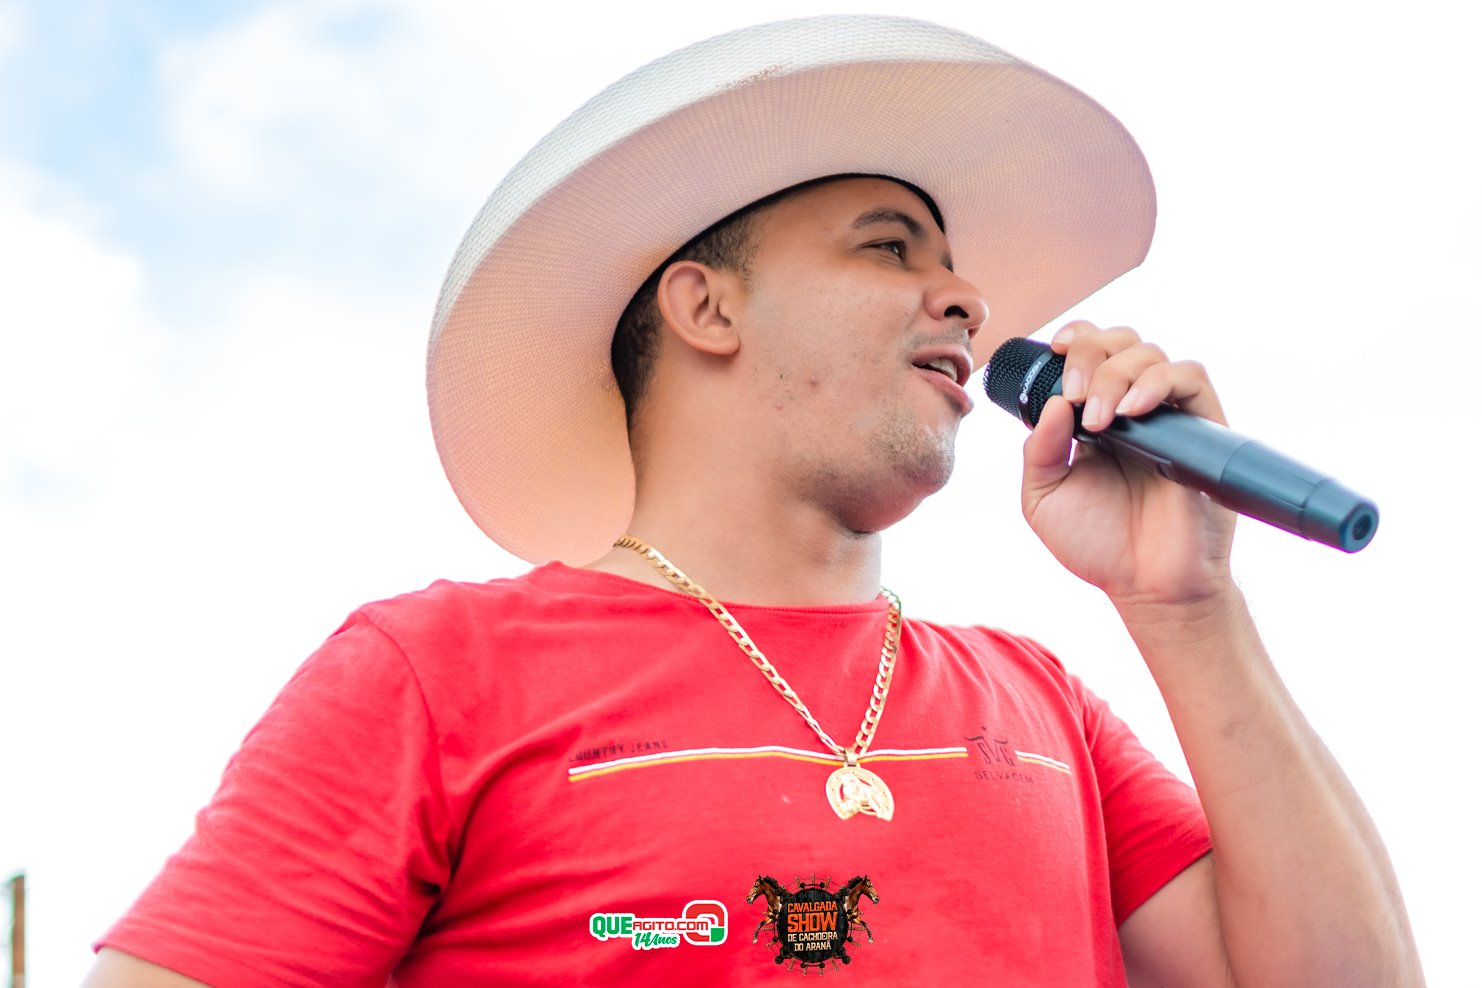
1067, 671, 1212, 925
94, 611, 453, 988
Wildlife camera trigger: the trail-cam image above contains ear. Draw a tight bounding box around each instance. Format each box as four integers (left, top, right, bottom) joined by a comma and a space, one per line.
654, 260, 742, 357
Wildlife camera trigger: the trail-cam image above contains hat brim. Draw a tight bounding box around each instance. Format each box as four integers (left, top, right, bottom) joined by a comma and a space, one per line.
428, 15, 1154, 564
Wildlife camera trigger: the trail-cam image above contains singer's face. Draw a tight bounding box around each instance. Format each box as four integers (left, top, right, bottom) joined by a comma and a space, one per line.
732, 177, 987, 530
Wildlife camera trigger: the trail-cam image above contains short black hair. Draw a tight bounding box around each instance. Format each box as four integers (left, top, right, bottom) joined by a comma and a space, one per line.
610, 175, 944, 427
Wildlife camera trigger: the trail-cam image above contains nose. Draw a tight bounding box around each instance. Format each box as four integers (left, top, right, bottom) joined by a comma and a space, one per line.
926, 269, 988, 341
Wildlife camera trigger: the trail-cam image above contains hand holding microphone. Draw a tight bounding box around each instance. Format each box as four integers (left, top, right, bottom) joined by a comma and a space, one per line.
984, 330, 1378, 553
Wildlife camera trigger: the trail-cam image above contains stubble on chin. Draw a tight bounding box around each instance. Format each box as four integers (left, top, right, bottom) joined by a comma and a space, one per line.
872, 416, 957, 494
798, 420, 958, 534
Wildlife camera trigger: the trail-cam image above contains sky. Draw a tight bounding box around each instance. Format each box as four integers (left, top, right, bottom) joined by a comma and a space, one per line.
1, 0, 1478, 983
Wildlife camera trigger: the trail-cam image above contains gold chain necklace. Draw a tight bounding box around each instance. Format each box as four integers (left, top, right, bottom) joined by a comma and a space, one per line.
615, 534, 900, 821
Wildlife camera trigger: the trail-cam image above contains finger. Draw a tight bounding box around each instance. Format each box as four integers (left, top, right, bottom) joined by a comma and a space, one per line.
1049, 320, 1098, 403
1079, 341, 1169, 430
1051, 322, 1142, 403
1022, 395, 1076, 512
1048, 324, 1229, 429
1049, 319, 1102, 354
1113, 358, 1228, 426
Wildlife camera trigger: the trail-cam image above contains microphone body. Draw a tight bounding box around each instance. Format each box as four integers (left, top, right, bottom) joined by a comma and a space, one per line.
984, 338, 1379, 552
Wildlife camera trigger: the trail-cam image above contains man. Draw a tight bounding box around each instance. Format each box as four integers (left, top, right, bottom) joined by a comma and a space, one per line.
85, 16, 1421, 986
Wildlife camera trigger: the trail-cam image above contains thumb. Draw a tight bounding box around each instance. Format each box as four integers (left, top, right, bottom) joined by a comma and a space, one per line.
1022, 395, 1077, 510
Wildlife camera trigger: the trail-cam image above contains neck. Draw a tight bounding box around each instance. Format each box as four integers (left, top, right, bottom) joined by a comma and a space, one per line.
586, 450, 885, 607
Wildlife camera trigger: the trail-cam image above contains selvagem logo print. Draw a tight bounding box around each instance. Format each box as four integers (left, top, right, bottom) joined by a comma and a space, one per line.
589, 899, 728, 949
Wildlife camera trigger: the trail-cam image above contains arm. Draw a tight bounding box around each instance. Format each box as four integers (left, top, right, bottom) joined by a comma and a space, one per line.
1114, 591, 1420, 985
1022, 322, 1422, 986
82, 948, 211, 988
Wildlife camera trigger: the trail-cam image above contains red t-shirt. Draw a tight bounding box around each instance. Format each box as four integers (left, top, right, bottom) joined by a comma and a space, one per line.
98, 564, 1210, 985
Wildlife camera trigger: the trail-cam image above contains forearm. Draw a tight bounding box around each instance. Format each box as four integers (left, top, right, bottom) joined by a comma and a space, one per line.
1116, 586, 1422, 986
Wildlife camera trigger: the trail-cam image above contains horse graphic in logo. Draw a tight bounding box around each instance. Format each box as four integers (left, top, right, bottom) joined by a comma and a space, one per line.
746, 875, 880, 972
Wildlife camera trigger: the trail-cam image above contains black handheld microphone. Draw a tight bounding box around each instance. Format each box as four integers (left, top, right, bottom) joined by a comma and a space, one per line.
983, 338, 1379, 552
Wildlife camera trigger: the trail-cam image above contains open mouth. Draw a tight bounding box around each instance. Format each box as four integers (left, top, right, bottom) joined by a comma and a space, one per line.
910, 350, 974, 414
913, 356, 961, 382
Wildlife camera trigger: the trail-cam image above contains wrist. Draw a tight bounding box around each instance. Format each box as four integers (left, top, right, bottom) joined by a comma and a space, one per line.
1111, 578, 1249, 650
1110, 571, 1240, 616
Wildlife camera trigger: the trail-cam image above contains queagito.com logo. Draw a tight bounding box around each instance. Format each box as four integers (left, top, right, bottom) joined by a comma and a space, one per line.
589, 899, 729, 950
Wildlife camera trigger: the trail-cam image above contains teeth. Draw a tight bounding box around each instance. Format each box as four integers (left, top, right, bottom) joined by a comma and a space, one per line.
923, 357, 957, 380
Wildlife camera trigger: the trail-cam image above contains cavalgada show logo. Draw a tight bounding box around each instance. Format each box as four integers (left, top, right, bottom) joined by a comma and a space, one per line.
748, 875, 879, 973
589, 899, 728, 949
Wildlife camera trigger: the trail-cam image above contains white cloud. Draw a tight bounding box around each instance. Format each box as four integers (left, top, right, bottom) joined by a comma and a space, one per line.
154, 1, 812, 218
0, 159, 165, 501
0, 2, 21, 62
158, 1, 551, 208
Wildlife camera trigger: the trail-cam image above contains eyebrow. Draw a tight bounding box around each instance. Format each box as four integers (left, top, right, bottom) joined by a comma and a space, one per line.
850, 208, 954, 271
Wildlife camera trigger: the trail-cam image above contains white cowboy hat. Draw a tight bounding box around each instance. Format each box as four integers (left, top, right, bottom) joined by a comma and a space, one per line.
428, 14, 1154, 564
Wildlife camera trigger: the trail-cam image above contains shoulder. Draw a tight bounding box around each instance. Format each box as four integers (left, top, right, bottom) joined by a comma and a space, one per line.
314, 563, 667, 718
903, 617, 1103, 718
904, 617, 1073, 678
343, 563, 586, 649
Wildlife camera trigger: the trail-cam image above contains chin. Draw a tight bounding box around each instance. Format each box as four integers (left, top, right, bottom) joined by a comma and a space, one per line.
881, 425, 958, 493
824, 446, 957, 535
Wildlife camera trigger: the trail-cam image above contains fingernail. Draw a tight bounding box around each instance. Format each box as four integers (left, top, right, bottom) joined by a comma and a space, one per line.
1064, 367, 1084, 400
1053, 326, 1076, 345
1082, 396, 1102, 429
1115, 388, 1141, 416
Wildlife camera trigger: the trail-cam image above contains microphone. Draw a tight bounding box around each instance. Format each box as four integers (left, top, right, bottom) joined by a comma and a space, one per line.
983, 338, 1379, 552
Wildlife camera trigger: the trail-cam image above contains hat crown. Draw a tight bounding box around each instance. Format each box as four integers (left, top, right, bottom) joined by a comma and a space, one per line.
431, 16, 1015, 343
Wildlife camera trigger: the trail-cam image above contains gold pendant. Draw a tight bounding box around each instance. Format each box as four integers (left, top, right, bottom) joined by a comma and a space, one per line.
825, 761, 894, 821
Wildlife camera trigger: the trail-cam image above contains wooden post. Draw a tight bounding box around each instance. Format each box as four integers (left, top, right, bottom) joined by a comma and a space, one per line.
6, 872, 21, 988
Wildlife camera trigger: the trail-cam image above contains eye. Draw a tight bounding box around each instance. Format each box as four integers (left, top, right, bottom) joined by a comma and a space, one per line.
870, 240, 906, 259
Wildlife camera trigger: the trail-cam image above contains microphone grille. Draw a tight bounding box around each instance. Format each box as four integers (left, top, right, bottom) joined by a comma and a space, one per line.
983, 338, 1064, 425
